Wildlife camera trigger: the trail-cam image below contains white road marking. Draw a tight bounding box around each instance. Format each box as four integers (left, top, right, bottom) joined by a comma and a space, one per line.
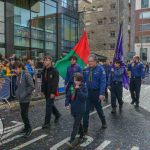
95, 140, 111, 150
2, 125, 23, 140
131, 146, 139, 150
50, 104, 110, 150
90, 104, 111, 116
4, 121, 23, 131
50, 135, 93, 150
80, 136, 93, 147
50, 137, 70, 150
11, 134, 47, 150
0, 126, 42, 146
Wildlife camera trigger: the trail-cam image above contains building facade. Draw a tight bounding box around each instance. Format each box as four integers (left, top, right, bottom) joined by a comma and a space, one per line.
79, 0, 132, 61
135, 0, 150, 62
0, 0, 80, 60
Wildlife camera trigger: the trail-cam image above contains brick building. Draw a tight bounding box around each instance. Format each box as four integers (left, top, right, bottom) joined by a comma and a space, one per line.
135, 0, 150, 62
79, 0, 133, 61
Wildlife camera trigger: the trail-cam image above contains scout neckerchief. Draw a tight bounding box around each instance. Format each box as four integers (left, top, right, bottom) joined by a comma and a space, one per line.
70, 84, 76, 101
89, 67, 94, 82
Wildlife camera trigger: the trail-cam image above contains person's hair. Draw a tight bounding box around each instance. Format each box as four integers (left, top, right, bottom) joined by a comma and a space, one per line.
14, 62, 25, 70
133, 55, 140, 60
88, 54, 97, 61
74, 73, 83, 82
69, 56, 77, 61
43, 55, 52, 61
115, 60, 122, 65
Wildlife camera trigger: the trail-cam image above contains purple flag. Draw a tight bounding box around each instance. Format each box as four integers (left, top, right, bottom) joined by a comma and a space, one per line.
113, 24, 129, 90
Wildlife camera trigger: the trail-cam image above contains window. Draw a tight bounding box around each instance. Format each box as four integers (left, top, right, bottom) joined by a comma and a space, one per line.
0, 0, 5, 44
110, 31, 116, 37
110, 17, 116, 23
110, 43, 115, 49
97, 19, 103, 25
140, 48, 147, 61
110, 3, 116, 9
140, 24, 150, 31
141, 0, 149, 8
139, 11, 150, 19
140, 36, 150, 43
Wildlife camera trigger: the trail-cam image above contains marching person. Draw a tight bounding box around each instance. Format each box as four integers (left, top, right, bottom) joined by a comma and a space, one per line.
83, 54, 107, 134
15, 62, 34, 138
41, 56, 61, 129
65, 73, 88, 148
128, 55, 145, 107
65, 56, 82, 92
108, 60, 124, 113
103, 60, 111, 101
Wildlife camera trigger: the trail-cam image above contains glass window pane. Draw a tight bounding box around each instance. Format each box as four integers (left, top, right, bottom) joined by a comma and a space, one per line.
31, 1, 44, 30
140, 24, 150, 31
0, 22, 4, 34
0, 1, 4, 22
141, 0, 149, 8
31, 39, 44, 49
140, 12, 150, 19
45, 0, 56, 7
14, 36, 30, 47
0, 34, 4, 43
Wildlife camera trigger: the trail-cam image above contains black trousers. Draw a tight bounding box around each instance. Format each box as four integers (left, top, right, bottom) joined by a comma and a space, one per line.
20, 102, 31, 130
130, 77, 141, 105
83, 90, 106, 130
111, 82, 123, 108
71, 114, 84, 141
45, 98, 60, 124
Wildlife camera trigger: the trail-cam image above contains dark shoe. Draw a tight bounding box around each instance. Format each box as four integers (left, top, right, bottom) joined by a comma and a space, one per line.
119, 105, 123, 112
20, 128, 26, 134
66, 139, 79, 148
23, 129, 32, 138
83, 128, 88, 135
135, 104, 139, 108
111, 108, 116, 114
42, 124, 51, 129
54, 114, 61, 123
101, 123, 107, 129
131, 101, 135, 105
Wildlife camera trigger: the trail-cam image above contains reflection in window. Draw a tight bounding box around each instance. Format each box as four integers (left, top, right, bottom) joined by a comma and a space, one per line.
141, 0, 149, 8
139, 12, 150, 19
0, 0, 5, 44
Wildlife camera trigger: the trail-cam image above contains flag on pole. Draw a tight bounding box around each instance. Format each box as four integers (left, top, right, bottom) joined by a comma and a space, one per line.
55, 31, 90, 92
113, 24, 129, 89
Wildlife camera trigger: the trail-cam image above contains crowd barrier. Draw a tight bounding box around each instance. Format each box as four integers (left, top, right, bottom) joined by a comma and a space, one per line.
0, 76, 11, 106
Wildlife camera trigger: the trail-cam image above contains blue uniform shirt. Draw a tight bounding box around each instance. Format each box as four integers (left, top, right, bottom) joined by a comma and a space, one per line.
83, 65, 106, 96
128, 62, 145, 79
65, 64, 82, 85
108, 67, 124, 85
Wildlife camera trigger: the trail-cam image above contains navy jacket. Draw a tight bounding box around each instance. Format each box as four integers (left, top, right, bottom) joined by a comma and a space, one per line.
65, 64, 82, 85
83, 65, 106, 96
128, 62, 145, 79
108, 67, 124, 86
65, 83, 88, 115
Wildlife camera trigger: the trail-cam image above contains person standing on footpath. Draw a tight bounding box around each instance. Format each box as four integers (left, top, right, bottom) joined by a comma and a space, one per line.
41, 56, 61, 129
108, 60, 124, 114
128, 55, 145, 107
15, 62, 34, 138
83, 54, 107, 134
65, 56, 82, 92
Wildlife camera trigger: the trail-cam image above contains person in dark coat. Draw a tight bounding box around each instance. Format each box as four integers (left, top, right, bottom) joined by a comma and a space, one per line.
41, 56, 61, 129
65, 73, 88, 148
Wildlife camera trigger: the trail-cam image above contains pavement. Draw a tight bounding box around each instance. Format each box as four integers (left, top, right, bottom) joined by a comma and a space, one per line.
0, 75, 150, 150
